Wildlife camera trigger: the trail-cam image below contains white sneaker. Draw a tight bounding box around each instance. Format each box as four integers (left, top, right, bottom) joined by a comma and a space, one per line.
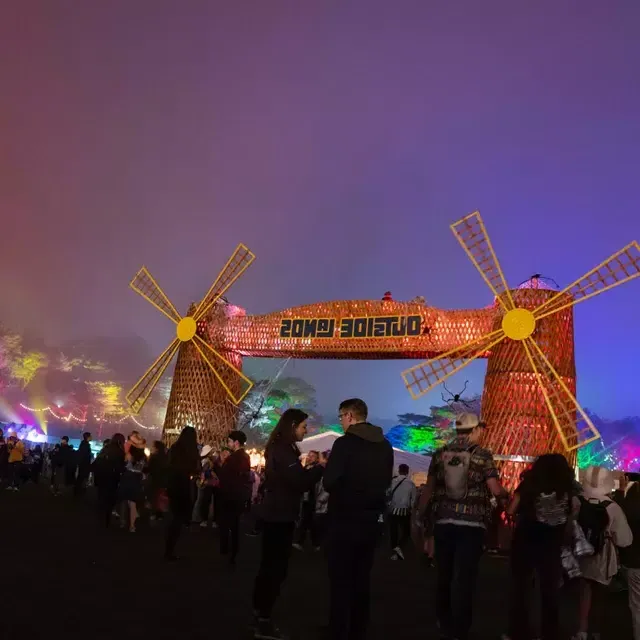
200, 521, 208, 528
291, 543, 303, 551
390, 553, 398, 560
394, 546, 405, 560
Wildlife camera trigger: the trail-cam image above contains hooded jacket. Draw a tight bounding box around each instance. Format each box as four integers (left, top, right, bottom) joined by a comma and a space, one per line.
323, 422, 394, 520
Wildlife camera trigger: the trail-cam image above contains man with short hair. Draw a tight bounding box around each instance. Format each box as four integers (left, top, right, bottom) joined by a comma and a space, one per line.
323, 398, 394, 640
75, 431, 93, 496
387, 463, 417, 560
417, 412, 507, 640
217, 430, 252, 565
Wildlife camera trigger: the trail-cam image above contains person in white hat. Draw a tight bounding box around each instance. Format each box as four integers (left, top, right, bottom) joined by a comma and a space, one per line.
574, 465, 632, 640
416, 411, 507, 640
196, 444, 216, 527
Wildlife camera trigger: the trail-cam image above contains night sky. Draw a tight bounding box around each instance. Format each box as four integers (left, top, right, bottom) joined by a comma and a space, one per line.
1, 1, 639, 422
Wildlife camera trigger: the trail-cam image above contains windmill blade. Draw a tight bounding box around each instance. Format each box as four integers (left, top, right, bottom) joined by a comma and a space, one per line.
192, 333, 253, 404
451, 211, 516, 312
193, 244, 256, 321
522, 338, 600, 451
130, 267, 182, 324
403, 329, 506, 400
126, 338, 180, 414
534, 241, 640, 321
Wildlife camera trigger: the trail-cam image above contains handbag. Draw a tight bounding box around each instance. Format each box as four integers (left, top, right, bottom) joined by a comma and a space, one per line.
386, 477, 407, 515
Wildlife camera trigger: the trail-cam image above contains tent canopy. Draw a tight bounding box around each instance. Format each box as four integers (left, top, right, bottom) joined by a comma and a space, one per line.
299, 431, 432, 481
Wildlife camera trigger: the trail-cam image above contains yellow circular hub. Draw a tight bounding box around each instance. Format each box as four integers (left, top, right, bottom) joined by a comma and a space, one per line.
176, 316, 197, 342
501, 308, 536, 341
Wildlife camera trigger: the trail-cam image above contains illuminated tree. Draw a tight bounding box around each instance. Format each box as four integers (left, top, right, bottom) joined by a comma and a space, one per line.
87, 381, 126, 417
239, 376, 320, 445
386, 424, 449, 454
10, 350, 48, 388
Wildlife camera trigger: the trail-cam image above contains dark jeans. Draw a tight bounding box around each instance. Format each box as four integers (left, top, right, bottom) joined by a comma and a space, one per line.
253, 521, 296, 619
327, 515, 379, 640
165, 477, 194, 558
434, 523, 485, 640
218, 498, 243, 561
389, 514, 411, 551
199, 485, 214, 522
508, 524, 564, 640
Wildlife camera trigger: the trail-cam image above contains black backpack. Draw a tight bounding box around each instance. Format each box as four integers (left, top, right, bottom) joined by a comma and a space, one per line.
577, 497, 611, 554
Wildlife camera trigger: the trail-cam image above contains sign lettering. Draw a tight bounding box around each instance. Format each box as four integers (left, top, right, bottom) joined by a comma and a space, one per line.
279, 315, 422, 339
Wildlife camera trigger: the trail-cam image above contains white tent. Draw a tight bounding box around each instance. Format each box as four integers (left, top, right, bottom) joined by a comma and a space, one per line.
299, 431, 432, 484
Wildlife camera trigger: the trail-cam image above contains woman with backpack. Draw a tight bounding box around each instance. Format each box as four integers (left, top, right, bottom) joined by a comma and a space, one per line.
502, 454, 578, 640
575, 465, 632, 640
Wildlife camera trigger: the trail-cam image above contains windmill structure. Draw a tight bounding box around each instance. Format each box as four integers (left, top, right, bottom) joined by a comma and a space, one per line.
126, 245, 255, 446
402, 211, 640, 482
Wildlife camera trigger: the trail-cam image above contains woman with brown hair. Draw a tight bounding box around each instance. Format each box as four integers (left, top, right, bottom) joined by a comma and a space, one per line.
165, 426, 200, 561
251, 409, 323, 640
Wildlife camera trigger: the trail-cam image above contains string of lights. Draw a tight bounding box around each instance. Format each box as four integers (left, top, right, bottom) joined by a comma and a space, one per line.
19, 403, 158, 431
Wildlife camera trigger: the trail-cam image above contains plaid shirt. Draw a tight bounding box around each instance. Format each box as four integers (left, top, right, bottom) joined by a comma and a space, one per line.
428, 435, 498, 528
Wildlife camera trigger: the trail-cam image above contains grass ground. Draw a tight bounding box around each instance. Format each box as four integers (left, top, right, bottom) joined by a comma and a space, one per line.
0, 484, 632, 639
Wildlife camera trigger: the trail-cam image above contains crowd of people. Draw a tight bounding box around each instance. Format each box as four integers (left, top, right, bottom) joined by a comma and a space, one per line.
1, 402, 640, 640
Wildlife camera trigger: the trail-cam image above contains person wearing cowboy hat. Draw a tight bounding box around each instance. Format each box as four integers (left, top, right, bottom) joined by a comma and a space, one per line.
197, 445, 217, 528
416, 412, 507, 640
575, 466, 632, 640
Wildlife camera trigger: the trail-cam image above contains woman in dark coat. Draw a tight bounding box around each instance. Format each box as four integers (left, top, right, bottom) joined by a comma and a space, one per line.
251, 409, 322, 639
95, 434, 126, 528
165, 426, 200, 560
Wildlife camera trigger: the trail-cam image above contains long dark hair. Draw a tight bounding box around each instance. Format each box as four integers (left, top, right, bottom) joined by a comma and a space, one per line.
152, 440, 166, 457
521, 453, 574, 499
169, 426, 199, 473
106, 433, 125, 458
266, 408, 308, 452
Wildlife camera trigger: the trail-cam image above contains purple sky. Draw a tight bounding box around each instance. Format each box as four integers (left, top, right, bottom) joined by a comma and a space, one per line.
1, 1, 639, 421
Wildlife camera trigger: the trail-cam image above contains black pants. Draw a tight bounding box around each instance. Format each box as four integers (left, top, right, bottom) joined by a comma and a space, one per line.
98, 480, 119, 528
508, 524, 564, 640
312, 513, 328, 548
253, 521, 296, 619
165, 477, 194, 558
434, 523, 485, 640
327, 516, 379, 640
75, 465, 90, 496
294, 501, 314, 545
8, 462, 22, 488
218, 498, 242, 561
388, 513, 411, 551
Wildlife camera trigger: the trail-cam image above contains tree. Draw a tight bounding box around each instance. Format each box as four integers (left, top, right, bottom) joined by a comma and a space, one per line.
86, 381, 126, 417
10, 350, 48, 388
386, 423, 449, 454
238, 375, 320, 445
0, 325, 23, 389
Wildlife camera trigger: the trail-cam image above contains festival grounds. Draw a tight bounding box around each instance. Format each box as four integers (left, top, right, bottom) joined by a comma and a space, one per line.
1, 484, 632, 639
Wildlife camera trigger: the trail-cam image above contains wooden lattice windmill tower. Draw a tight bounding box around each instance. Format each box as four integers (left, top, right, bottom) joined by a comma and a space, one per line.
126, 245, 255, 446
402, 211, 640, 484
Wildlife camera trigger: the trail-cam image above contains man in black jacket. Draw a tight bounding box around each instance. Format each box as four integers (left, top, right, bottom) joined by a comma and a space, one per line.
217, 430, 252, 565
75, 432, 93, 496
323, 398, 394, 640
